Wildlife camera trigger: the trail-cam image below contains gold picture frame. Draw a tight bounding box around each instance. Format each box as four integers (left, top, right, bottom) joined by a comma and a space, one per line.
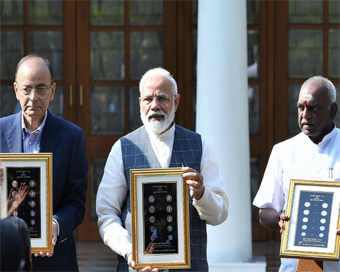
0, 153, 53, 254
130, 168, 190, 270
280, 179, 340, 261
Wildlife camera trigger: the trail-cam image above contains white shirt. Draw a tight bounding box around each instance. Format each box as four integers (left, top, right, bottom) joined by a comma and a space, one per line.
96, 125, 229, 259
253, 127, 340, 272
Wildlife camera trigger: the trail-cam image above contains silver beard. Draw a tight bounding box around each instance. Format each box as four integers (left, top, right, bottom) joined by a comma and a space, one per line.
140, 105, 175, 135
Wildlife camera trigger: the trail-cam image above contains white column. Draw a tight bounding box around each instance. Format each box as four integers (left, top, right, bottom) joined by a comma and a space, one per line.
196, 1, 265, 271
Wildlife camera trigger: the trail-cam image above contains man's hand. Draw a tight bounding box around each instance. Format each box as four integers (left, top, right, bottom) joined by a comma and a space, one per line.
34, 220, 58, 258
126, 250, 159, 272
278, 211, 290, 234
144, 242, 155, 255
259, 208, 290, 232
182, 167, 205, 200
7, 183, 28, 216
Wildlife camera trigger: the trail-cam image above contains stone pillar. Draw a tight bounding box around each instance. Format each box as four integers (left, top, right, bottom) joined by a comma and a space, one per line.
196, 1, 265, 271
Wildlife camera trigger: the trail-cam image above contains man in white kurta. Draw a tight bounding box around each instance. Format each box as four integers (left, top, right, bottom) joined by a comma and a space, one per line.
253, 76, 340, 272
96, 68, 229, 272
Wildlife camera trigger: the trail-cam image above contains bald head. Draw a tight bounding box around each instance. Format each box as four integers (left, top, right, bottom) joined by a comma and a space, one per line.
15, 54, 54, 84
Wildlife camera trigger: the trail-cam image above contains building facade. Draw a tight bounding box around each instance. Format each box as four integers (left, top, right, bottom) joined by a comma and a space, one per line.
0, 0, 339, 246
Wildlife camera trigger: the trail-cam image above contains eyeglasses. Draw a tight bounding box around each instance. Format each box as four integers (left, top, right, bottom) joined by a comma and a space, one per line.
16, 83, 53, 99
140, 95, 174, 106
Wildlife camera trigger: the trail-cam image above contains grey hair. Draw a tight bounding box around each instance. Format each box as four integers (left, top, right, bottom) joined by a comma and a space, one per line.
15, 54, 54, 84
302, 76, 336, 107
139, 67, 178, 96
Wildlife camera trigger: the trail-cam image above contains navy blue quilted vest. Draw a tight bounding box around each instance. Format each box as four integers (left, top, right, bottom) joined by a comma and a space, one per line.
117, 125, 208, 272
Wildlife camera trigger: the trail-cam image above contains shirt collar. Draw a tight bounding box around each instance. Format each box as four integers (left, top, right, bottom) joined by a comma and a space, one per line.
303, 123, 337, 148
21, 111, 48, 137
319, 124, 337, 146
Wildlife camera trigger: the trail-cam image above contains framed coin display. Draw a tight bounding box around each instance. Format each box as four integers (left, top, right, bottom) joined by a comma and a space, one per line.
280, 179, 340, 261
0, 153, 53, 254
130, 168, 190, 270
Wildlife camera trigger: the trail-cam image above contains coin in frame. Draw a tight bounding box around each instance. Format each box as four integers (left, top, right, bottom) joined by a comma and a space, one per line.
29, 190, 36, 198
149, 206, 155, 213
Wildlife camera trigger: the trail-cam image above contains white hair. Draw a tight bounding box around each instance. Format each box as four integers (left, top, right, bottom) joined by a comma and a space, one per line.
302, 76, 337, 107
139, 67, 178, 96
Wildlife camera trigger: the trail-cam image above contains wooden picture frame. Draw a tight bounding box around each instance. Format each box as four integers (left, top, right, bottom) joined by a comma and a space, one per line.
130, 167, 190, 270
280, 179, 340, 261
0, 153, 53, 253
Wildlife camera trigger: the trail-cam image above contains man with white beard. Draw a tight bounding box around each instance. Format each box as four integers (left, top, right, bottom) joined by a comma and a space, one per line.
96, 68, 229, 272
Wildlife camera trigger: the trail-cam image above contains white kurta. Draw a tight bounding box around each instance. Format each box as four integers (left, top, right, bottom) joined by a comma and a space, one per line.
96, 125, 229, 259
253, 127, 340, 272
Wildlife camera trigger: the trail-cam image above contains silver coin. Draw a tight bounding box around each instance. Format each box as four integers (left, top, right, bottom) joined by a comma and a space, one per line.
12, 180, 18, 188
30, 210, 36, 217
167, 215, 173, 222
29, 190, 36, 198
149, 206, 155, 213
29, 180, 36, 187
166, 195, 172, 202
166, 205, 173, 213
149, 195, 155, 203
149, 216, 155, 223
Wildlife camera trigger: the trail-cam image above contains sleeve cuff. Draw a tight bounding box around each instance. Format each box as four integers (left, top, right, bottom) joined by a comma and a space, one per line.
52, 218, 60, 236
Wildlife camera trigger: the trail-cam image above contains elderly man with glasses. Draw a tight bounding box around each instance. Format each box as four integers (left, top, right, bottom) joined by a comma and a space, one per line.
0, 54, 88, 271
96, 67, 229, 272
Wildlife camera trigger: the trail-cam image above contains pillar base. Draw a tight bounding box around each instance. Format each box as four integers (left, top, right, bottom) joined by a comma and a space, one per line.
209, 256, 266, 272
